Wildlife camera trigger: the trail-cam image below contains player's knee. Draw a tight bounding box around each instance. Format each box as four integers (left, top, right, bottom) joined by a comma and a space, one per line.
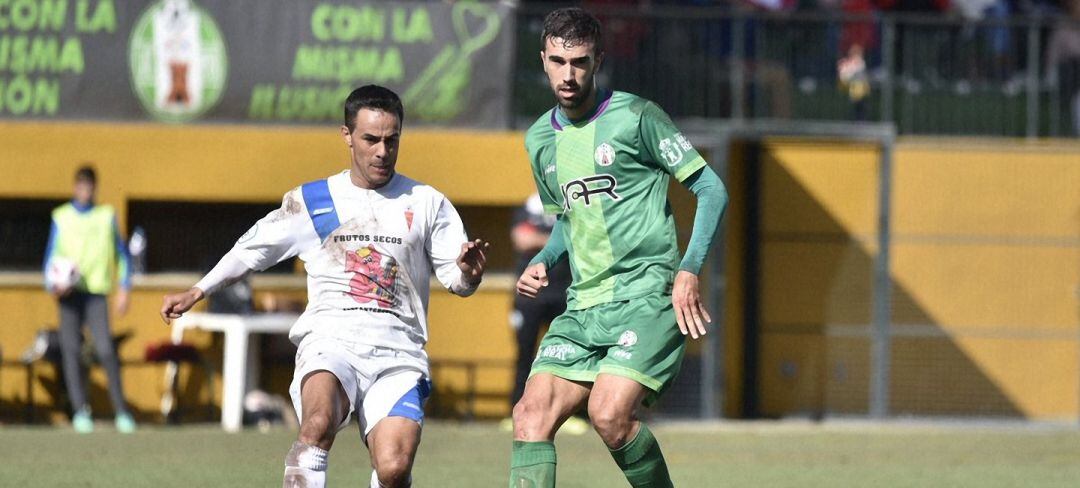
512, 398, 550, 440
588, 405, 634, 448
511, 399, 534, 429
374, 455, 411, 487
297, 412, 335, 446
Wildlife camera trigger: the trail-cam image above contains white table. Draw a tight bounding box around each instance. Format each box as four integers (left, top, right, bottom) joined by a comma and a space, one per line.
168, 312, 298, 432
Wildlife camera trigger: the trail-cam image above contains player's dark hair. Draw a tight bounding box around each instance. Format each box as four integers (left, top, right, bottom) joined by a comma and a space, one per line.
541, 7, 603, 54
74, 164, 96, 185
344, 85, 404, 132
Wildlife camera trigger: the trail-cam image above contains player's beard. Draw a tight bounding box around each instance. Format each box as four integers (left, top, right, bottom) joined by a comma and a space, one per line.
556, 76, 594, 110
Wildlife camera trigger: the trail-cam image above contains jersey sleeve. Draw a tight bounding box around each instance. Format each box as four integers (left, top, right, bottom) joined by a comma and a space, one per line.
427, 196, 476, 296
112, 215, 131, 290
638, 101, 708, 182
525, 128, 563, 215
42, 217, 59, 290
195, 187, 317, 296
229, 187, 318, 271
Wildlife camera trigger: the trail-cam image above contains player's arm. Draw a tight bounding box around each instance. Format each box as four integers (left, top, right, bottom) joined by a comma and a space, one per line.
112, 215, 132, 316
42, 217, 65, 296
639, 101, 729, 339
516, 216, 567, 298
673, 167, 728, 338
678, 167, 728, 276
428, 197, 489, 297
517, 132, 567, 298
160, 188, 315, 323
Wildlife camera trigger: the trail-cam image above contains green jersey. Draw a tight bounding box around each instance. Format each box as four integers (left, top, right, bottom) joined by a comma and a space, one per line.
524, 90, 707, 310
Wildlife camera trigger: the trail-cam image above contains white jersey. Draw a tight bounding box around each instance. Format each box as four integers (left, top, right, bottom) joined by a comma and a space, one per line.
199, 170, 475, 360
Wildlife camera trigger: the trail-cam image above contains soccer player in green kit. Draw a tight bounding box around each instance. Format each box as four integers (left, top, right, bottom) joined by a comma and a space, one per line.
510, 7, 729, 488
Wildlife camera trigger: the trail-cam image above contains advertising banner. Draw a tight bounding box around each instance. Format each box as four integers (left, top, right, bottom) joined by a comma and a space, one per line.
0, 0, 515, 127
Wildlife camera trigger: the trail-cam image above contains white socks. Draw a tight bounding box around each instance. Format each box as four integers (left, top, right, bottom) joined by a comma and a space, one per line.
369, 469, 411, 488
283, 441, 328, 488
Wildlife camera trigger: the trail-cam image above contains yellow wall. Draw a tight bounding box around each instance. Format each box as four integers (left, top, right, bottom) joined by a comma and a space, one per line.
753, 138, 1080, 420
0, 121, 537, 218
0, 120, 536, 422
0, 120, 708, 422
4, 119, 1078, 422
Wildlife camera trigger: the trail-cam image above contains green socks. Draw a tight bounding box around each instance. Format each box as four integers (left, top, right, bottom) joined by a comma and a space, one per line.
509, 426, 670, 488
609, 423, 673, 488
509, 440, 557, 488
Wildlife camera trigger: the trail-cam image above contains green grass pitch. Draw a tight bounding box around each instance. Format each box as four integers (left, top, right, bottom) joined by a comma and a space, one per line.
1, 420, 1078, 487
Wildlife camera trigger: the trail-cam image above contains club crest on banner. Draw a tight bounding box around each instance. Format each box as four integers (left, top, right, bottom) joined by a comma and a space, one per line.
129, 0, 228, 123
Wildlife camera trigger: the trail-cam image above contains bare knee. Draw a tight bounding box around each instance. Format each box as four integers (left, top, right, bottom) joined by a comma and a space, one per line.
588, 402, 636, 448
373, 454, 411, 487
297, 412, 336, 448
512, 397, 555, 441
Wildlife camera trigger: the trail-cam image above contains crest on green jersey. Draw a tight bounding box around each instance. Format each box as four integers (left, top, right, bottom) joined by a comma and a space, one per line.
595, 142, 616, 167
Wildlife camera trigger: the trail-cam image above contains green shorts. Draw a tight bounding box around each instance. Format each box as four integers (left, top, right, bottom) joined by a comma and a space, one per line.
529, 293, 685, 405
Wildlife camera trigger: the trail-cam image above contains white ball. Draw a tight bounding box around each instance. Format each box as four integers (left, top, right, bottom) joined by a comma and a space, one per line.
47, 257, 80, 290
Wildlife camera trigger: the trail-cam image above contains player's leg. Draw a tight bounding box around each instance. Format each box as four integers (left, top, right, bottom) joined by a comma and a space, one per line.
284, 337, 359, 488
297, 371, 350, 448
513, 373, 590, 440
284, 371, 349, 488
367, 417, 421, 488
509, 373, 591, 488
56, 292, 91, 431
83, 294, 134, 432
590, 294, 685, 488
510, 307, 599, 487
588, 374, 672, 488
359, 370, 430, 488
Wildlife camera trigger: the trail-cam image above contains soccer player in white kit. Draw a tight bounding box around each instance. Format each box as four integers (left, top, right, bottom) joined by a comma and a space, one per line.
160, 85, 490, 488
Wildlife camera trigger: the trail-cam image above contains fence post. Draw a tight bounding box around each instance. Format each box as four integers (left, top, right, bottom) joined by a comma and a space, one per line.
880, 17, 895, 124
702, 133, 731, 420
732, 14, 746, 120
870, 133, 895, 419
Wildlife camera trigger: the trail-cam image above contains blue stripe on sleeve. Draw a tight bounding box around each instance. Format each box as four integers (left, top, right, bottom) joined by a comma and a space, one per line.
42, 219, 58, 290
301, 179, 341, 241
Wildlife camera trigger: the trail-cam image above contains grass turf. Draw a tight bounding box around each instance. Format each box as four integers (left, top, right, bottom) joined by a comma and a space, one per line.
1, 420, 1078, 487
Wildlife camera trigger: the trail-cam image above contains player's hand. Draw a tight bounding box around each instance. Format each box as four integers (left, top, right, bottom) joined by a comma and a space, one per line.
160, 287, 205, 325
672, 270, 711, 340
516, 262, 548, 299
114, 289, 130, 317
457, 239, 490, 286
50, 285, 72, 298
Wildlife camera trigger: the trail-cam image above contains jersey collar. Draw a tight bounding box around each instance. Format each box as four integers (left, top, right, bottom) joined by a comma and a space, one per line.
550, 89, 613, 131
71, 199, 94, 213
344, 169, 400, 195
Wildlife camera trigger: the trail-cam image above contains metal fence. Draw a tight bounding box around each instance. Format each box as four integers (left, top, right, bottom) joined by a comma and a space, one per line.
513, 6, 1080, 138
660, 119, 1079, 421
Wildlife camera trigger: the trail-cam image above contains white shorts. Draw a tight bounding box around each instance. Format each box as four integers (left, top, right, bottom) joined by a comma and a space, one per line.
289, 334, 431, 440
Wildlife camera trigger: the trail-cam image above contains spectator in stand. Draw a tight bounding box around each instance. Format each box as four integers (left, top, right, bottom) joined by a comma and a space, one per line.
838, 43, 871, 120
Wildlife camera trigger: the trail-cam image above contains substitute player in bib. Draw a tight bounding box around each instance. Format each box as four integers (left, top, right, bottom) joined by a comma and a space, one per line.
510, 8, 729, 487
160, 85, 489, 488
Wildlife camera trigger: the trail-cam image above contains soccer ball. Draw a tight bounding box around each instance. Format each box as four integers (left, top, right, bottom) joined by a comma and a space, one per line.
46, 257, 80, 291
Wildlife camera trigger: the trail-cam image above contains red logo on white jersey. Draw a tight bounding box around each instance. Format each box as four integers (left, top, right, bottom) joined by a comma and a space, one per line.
345, 245, 399, 308
404, 209, 414, 231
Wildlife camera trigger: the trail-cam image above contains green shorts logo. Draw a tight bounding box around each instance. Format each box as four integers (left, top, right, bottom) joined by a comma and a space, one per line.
128, 0, 227, 123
